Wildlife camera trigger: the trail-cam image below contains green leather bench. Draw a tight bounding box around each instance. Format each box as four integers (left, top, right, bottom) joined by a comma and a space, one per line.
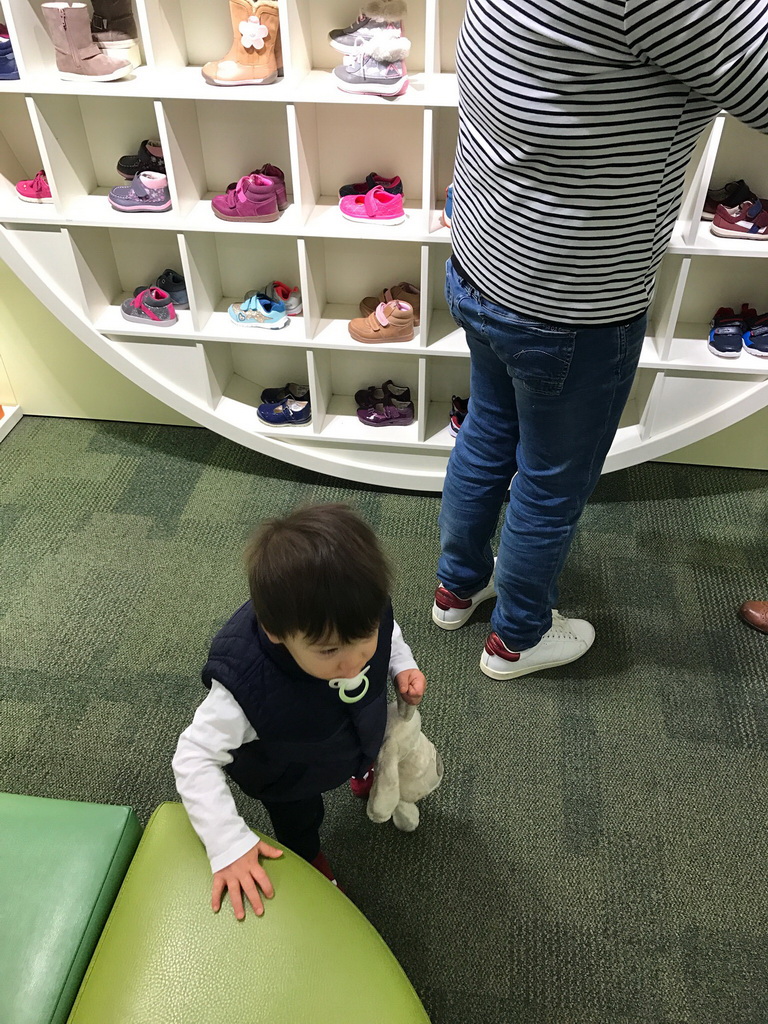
68, 802, 430, 1024
0, 793, 141, 1024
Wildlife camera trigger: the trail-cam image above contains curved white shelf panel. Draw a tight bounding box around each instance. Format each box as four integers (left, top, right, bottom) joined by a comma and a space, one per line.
1, 2, 768, 490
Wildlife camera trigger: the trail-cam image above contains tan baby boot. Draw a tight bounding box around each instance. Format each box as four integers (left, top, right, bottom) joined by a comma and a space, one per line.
42, 2, 133, 81
348, 299, 415, 343
202, 0, 279, 86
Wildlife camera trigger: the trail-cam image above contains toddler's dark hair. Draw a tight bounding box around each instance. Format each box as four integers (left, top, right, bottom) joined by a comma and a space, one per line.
246, 503, 391, 644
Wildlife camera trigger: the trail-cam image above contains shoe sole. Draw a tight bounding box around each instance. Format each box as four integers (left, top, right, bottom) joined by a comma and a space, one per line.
348, 327, 414, 343
213, 209, 279, 222
334, 77, 409, 98
479, 646, 590, 680
340, 210, 406, 226
710, 224, 768, 239
121, 309, 177, 326
743, 345, 768, 357
16, 194, 53, 203
257, 415, 311, 426
201, 71, 278, 86
707, 342, 741, 358
59, 65, 133, 82
432, 579, 497, 631
109, 200, 172, 212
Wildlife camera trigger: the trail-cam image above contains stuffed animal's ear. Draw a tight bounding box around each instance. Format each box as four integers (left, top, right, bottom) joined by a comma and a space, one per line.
367, 738, 400, 824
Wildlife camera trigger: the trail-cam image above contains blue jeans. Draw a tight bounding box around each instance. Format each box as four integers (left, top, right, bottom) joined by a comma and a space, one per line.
438, 260, 646, 650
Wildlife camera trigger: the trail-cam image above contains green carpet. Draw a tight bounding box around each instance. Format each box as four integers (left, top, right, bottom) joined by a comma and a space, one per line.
2, 416, 767, 1024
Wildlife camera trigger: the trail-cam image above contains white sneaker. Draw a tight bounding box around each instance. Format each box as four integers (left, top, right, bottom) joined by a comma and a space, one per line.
432, 577, 497, 631
480, 611, 595, 680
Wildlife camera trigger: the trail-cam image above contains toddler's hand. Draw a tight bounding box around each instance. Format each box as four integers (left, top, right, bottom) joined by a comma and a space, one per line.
395, 668, 426, 705
211, 841, 283, 920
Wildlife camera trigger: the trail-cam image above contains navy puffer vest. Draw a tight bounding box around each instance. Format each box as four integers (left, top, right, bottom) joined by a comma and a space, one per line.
202, 600, 393, 802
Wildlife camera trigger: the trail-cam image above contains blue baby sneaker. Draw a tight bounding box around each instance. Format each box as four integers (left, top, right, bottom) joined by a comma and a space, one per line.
0, 25, 19, 80
257, 398, 312, 425
228, 291, 288, 329
743, 311, 768, 358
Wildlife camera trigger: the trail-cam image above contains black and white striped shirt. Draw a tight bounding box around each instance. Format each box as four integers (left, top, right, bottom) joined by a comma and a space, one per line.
452, 0, 768, 324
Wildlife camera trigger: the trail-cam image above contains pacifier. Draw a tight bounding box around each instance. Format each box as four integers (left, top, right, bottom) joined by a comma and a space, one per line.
328, 665, 370, 703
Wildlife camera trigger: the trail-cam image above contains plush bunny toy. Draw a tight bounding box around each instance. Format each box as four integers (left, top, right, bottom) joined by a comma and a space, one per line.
367, 694, 444, 831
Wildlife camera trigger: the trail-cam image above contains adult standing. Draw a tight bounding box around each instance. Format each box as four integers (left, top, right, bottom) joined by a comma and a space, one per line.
432, 0, 768, 678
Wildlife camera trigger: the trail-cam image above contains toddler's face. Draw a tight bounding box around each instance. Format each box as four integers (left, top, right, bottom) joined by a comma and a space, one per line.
268, 629, 379, 682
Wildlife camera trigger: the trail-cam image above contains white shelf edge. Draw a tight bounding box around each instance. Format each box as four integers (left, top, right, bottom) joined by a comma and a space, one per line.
0, 405, 23, 442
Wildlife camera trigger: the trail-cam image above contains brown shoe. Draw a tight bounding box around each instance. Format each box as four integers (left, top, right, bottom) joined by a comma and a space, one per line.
360, 282, 420, 325
201, 0, 279, 86
348, 300, 414, 344
738, 601, 768, 634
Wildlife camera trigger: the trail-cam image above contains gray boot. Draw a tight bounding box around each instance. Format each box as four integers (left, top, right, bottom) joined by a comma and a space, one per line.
42, 3, 133, 81
90, 0, 140, 66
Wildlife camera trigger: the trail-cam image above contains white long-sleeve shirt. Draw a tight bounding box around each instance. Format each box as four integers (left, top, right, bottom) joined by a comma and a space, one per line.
173, 620, 417, 873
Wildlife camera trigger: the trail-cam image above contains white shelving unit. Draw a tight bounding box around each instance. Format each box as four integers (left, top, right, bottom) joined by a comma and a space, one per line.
1, 0, 767, 489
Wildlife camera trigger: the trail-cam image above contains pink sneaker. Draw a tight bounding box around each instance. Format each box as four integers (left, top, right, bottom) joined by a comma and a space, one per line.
339, 186, 405, 225
350, 766, 375, 798
16, 170, 53, 204
212, 173, 279, 222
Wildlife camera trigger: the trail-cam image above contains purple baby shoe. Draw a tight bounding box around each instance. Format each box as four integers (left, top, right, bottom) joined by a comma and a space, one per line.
212, 173, 279, 222
356, 397, 414, 427
109, 171, 172, 213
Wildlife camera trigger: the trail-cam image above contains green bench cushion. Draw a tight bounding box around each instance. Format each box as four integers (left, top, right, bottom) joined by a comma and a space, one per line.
0, 793, 141, 1024
68, 802, 430, 1024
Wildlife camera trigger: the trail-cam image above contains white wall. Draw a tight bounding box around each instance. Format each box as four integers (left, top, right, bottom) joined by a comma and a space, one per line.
1, 257, 767, 470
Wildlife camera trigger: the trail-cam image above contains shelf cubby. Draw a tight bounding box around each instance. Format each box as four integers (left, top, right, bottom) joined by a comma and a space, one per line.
66, 224, 188, 330
0, 94, 48, 216
291, 0, 426, 76
183, 229, 303, 339
31, 93, 161, 219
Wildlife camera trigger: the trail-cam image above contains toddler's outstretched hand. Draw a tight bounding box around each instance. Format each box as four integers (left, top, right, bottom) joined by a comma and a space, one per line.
211, 841, 283, 920
395, 668, 427, 705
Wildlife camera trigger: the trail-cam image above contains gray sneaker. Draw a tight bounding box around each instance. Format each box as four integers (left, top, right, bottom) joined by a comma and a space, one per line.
133, 269, 188, 308
329, 2, 406, 55
333, 36, 410, 98
121, 287, 177, 326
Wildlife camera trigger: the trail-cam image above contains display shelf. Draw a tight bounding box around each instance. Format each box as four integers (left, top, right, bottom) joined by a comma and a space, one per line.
0, 404, 23, 442
2, 0, 768, 489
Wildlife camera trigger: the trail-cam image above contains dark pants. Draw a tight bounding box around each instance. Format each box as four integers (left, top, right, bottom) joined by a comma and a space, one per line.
261, 794, 325, 862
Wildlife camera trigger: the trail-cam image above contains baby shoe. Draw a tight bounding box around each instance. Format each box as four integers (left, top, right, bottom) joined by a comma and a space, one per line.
134, 269, 188, 309
350, 765, 375, 798
121, 287, 177, 326
742, 311, 768, 358
711, 199, 768, 239
310, 851, 340, 887
109, 171, 172, 212
356, 397, 414, 427
329, 2, 407, 54
117, 140, 165, 180
16, 170, 53, 204
212, 173, 279, 222
228, 291, 288, 328
339, 186, 406, 225
255, 163, 288, 209
702, 180, 755, 220
339, 172, 403, 198
348, 299, 414, 343
260, 381, 310, 403
0, 24, 20, 80
360, 281, 419, 324
449, 394, 468, 437
354, 379, 411, 408
441, 183, 453, 228
708, 305, 752, 359
264, 280, 302, 315
257, 397, 312, 425
333, 35, 410, 98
